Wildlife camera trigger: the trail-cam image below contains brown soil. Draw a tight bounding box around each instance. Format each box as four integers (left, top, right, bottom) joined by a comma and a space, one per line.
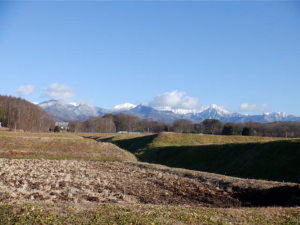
1, 159, 299, 208
0, 159, 239, 207
88, 161, 242, 208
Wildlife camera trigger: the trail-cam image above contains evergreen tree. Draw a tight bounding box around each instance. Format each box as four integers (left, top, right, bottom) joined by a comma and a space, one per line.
222, 125, 236, 135
54, 126, 61, 133
242, 126, 254, 136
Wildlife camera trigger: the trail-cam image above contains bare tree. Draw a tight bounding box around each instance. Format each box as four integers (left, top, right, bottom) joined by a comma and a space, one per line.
0, 95, 53, 132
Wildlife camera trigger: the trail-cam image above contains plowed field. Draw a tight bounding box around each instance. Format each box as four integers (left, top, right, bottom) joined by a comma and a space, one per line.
0, 158, 241, 207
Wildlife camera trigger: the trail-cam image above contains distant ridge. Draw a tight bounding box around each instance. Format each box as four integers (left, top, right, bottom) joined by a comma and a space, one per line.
38, 100, 300, 123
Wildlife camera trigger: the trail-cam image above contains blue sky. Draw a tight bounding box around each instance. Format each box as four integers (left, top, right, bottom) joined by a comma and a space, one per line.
0, 1, 299, 115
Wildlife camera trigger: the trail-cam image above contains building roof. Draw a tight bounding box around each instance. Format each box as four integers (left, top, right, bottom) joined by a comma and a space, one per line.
55, 122, 69, 127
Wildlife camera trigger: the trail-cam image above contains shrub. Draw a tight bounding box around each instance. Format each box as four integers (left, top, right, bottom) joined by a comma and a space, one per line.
183, 130, 198, 134
54, 126, 61, 133
242, 127, 254, 136
222, 125, 237, 135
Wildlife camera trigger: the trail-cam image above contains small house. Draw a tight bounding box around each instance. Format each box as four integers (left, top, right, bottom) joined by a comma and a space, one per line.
55, 122, 69, 132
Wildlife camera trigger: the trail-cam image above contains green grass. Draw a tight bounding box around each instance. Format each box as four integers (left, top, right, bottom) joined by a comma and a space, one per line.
143, 140, 300, 183
96, 133, 300, 183
0, 203, 299, 225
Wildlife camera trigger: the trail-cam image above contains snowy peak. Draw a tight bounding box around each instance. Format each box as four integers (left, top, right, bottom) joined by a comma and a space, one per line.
37, 100, 300, 123
210, 104, 229, 113
166, 107, 209, 115
38, 100, 102, 121
160, 104, 231, 116
271, 112, 288, 117
204, 104, 231, 116
112, 103, 136, 111
68, 102, 80, 107
72, 104, 99, 117
38, 100, 60, 108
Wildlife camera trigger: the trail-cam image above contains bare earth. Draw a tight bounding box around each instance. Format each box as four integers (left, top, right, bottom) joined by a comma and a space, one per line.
0, 158, 244, 208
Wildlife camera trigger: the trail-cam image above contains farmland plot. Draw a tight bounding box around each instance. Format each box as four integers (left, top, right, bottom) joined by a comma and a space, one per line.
0, 159, 300, 224
0, 158, 243, 207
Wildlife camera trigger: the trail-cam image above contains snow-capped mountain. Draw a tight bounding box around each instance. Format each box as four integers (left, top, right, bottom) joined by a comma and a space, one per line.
129, 104, 185, 122
38, 100, 103, 121
111, 103, 137, 111
38, 100, 78, 121
68, 102, 80, 107
72, 103, 102, 119
38, 100, 300, 123
243, 112, 300, 123
162, 106, 210, 115
158, 104, 244, 122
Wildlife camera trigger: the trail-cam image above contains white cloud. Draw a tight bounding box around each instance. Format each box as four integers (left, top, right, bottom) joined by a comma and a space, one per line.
43, 83, 75, 103
240, 103, 267, 112
148, 90, 199, 110
17, 85, 35, 96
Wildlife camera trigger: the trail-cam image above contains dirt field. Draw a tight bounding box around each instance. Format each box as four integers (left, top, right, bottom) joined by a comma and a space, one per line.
1, 158, 300, 209
0, 158, 241, 207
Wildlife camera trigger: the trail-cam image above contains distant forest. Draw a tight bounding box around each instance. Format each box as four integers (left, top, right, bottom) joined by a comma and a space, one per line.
0, 95, 53, 132
70, 114, 300, 138
0, 95, 299, 137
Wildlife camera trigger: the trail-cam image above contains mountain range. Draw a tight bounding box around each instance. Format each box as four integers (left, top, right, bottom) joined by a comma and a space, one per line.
37, 100, 300, 123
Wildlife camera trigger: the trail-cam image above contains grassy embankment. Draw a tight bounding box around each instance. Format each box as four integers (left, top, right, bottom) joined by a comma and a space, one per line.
0, 203, 299, 225
89, 132, 300, 183
0, 131, 136, 162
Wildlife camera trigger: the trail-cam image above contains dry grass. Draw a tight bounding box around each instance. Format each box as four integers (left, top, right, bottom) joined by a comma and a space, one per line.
0, 203, 299, 225
82, 132, 294, 147
0, 131, 136, 161
152, 132, 294, 147
0, 159, 134, 205
0, 158, 241, 207
95, 132, 300, 183
0, 159, 299, 224
1, 158, 300, 208
79, 133, 145, 142
0, 131, 300, 224
0, 130, 84, 140
131, 162, 298, 191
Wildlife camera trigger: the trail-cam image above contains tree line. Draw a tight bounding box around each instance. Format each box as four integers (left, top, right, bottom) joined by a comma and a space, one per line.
0, 95, 298, 137
0, 95, 53, 132
68, 114, 300, 138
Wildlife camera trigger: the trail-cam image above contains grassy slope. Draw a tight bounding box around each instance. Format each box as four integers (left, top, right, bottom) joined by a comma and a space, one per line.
98, 132, 300, 183
145, 141, 300, 183
0, 131, 137, 162
0, 204, 299, 225
82, 132, 289, 146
